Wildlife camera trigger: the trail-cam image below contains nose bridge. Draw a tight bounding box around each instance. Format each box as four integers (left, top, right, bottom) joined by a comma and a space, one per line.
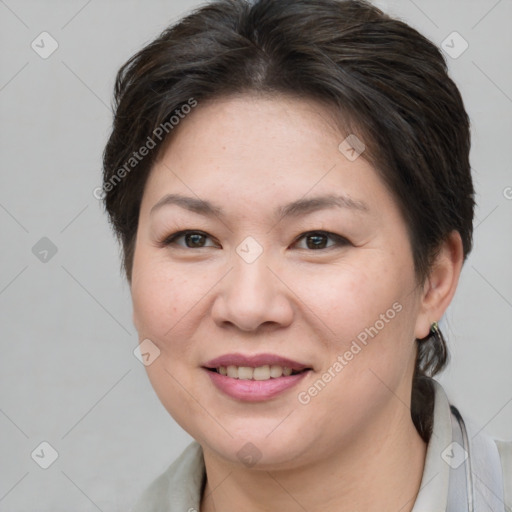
233, 247, 271, 295
231, 233, 273, 293
230, 246, 275, 310
212, 241, 293, 331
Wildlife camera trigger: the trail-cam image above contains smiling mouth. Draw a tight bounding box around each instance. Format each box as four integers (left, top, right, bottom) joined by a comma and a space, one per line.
206, 365, 310, 380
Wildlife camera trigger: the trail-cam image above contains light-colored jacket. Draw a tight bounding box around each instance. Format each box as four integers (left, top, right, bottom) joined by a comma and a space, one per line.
131, 380, 512, 511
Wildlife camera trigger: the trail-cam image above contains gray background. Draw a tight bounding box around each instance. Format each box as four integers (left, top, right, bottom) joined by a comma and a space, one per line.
0, 0, 511, 510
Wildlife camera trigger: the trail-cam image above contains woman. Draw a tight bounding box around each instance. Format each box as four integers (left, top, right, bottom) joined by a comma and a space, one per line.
101, 0, 511, 510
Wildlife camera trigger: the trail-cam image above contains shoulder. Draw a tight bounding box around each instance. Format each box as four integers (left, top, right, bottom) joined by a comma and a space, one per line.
130, 441, 205, 512
435, 382, 512, 512
495, 437, 512, 466
494, 438, 512, 510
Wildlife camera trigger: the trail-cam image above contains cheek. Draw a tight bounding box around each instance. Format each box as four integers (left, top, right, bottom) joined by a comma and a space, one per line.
301, 253, 418, 388
131, 249, 193, 350
300, 258, 406, 342
132, 270, 177, 340
130, 256, 207, 428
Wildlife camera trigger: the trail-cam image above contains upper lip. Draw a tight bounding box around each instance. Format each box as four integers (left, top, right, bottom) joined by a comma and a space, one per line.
203, 353, 311, 372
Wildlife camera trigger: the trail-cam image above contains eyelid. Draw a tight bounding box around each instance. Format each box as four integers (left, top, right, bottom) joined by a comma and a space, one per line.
158, 230, 220, 248
158, 229, 350, 251
292, 230, 350, 250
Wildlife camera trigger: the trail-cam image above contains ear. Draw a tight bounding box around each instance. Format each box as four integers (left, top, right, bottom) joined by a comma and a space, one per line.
414, 230, 464, 339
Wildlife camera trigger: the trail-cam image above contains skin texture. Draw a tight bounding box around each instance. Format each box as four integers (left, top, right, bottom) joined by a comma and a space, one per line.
130, 94, 463, 512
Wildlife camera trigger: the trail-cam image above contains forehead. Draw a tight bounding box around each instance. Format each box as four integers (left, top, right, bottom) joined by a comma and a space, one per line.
157, 94, 344, 161
140, 94, 390, 218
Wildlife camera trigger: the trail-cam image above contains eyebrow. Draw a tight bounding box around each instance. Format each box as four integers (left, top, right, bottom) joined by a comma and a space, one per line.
149, 193, 369, 220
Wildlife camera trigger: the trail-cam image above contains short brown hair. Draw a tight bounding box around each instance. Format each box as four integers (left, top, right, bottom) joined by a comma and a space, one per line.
102, 0, 475, 441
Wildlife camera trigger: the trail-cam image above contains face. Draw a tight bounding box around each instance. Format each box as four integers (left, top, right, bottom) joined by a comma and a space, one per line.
131, 94, 425, 469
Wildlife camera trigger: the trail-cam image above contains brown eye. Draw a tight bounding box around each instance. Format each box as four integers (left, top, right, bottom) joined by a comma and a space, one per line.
160, 230, 218, 248
293, 231, 350, 250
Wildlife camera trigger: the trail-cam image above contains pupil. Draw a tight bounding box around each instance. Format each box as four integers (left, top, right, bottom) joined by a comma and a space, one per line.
307, 234, 326, 249
187, 233, 204, 247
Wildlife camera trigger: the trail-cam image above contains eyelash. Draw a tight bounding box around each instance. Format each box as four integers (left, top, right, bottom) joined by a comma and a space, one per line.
158, 230, 350, 251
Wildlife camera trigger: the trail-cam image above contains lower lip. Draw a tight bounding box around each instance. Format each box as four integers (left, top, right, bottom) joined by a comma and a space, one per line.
205, 369, 310, 402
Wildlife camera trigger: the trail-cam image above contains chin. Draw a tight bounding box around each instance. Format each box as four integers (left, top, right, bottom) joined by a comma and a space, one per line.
198, 424, 315, 470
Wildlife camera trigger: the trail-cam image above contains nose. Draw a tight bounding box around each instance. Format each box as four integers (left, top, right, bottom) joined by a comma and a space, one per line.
211, 252, 294, 332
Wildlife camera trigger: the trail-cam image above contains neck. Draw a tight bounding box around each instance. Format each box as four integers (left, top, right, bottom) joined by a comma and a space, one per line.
200, 403, 427, 512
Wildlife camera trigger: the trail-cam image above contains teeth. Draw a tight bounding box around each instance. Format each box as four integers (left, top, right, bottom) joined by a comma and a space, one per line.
217, 365, 297, 380
253, 365, 270, 380
270, 365, 284, 378
227, 365, 238, 378
238, 366, 253, 380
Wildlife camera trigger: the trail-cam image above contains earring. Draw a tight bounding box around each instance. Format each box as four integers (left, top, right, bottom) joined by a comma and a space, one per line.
417, 321, 442, 343
430, 321, 441, 342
